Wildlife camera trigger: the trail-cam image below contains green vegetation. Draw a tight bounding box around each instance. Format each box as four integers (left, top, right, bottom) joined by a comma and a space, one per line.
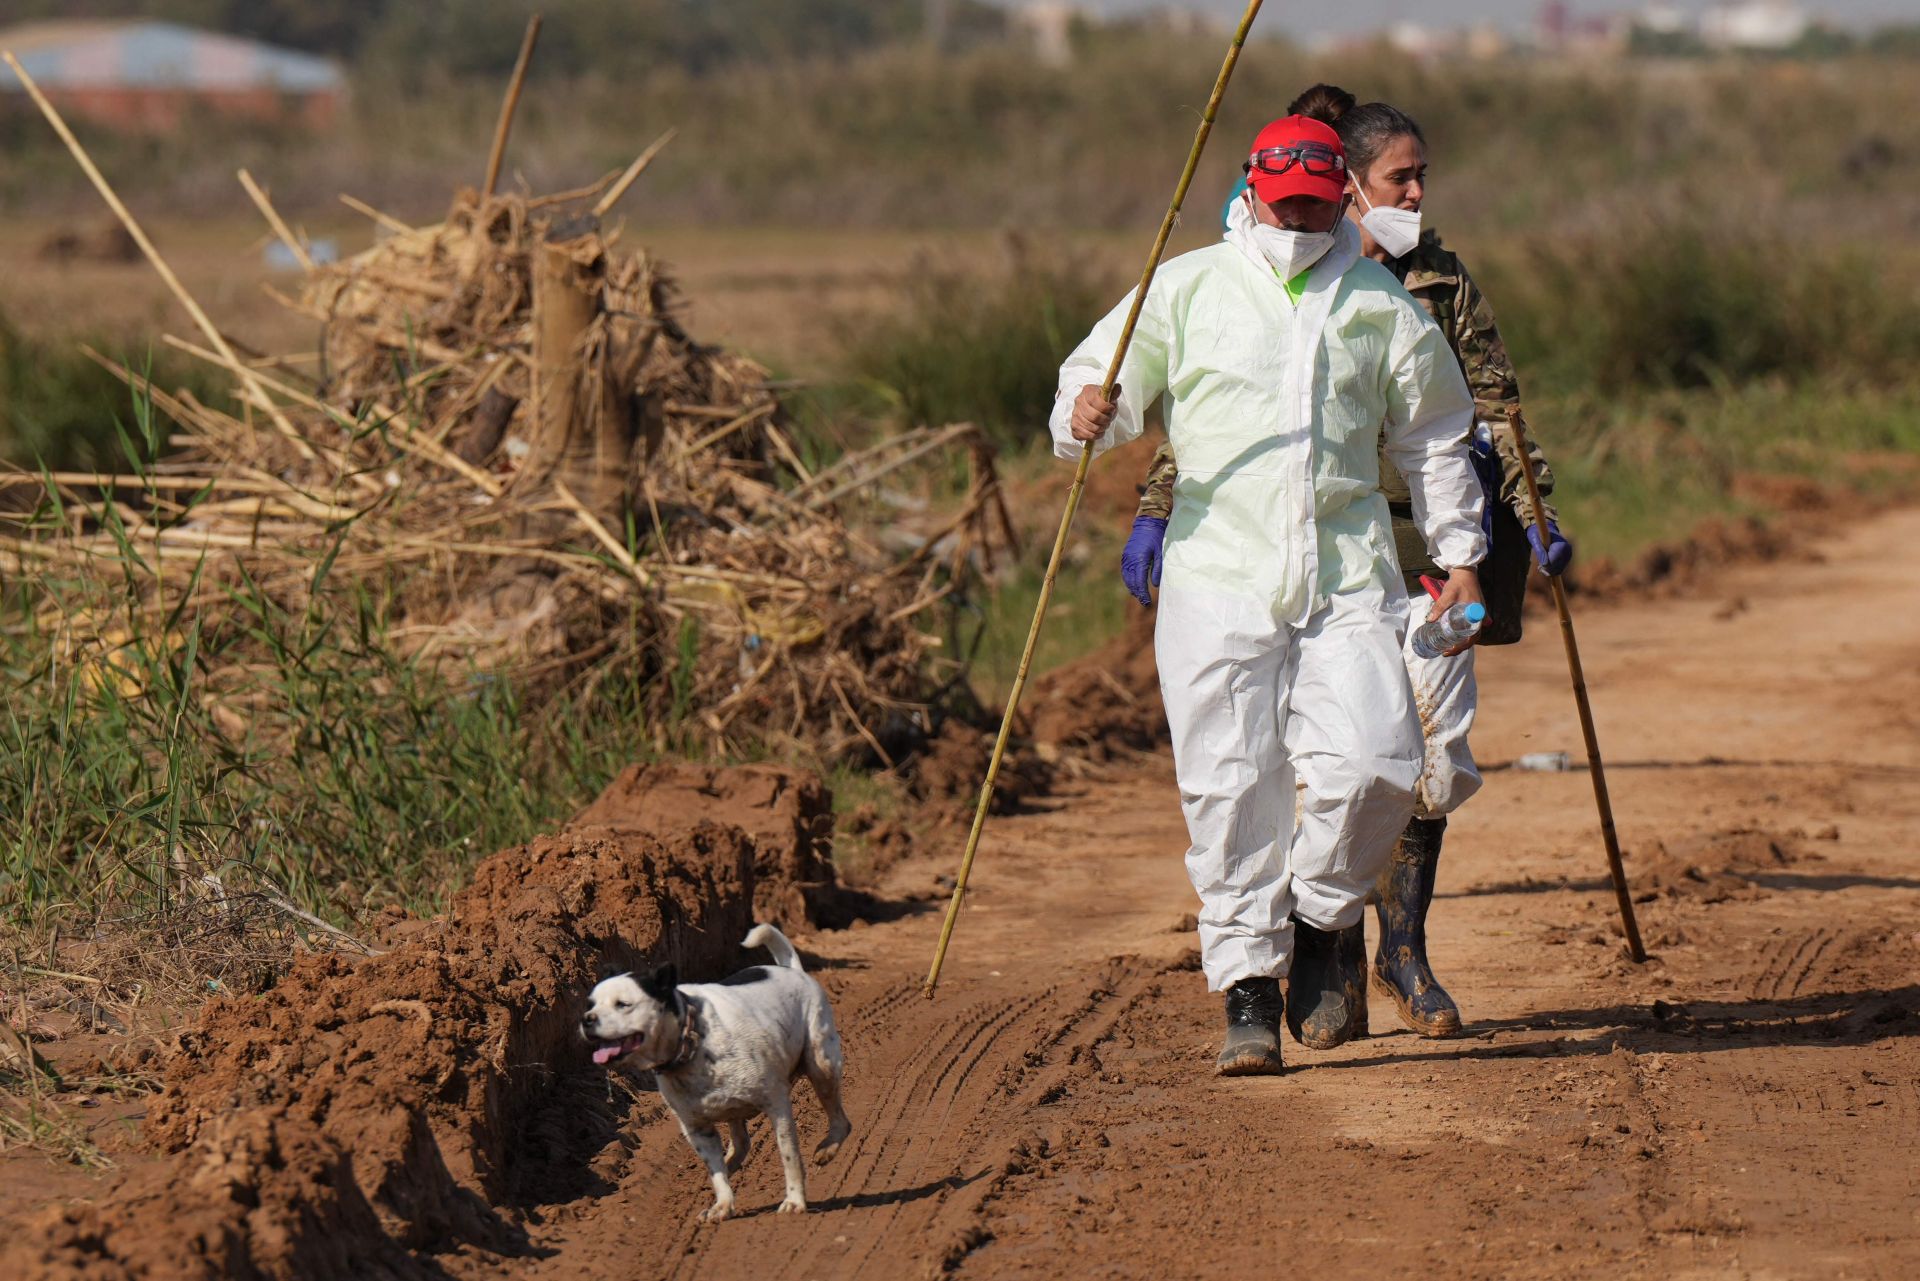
967, 547, 1135, 704
4, 33, 1919, 935
0, 316, 229, 472
1480, 226, 1920, 394
832, 238, 1116, 452
9, 38, 1920, 234
0, 0, 1006, 73
0, 396, 682, 924
1532, 383, 1920, 561
1470, 224, 1920, 560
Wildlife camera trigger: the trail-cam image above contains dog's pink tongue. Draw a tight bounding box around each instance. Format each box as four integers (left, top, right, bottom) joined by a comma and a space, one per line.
592, 1045, 620, 1065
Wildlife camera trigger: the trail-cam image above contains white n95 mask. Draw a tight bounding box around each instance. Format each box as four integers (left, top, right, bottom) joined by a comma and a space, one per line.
1227, 193, 1335, 280
1353, 183, 1421, 259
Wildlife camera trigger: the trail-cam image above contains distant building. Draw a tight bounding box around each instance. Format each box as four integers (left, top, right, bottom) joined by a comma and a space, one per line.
1700, 1, 1811, 49
1011, 2, 1078, 68
0, 20, 345, 131
1533, 1, 1630, 57
1637, 3, 1691, 36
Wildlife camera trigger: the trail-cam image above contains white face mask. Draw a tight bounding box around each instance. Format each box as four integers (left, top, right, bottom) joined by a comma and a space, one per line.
1353, 183, 1421, 259
1228, 193, 1337, 280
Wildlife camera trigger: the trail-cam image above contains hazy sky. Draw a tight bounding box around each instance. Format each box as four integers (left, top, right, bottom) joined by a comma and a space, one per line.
1028, 0, 1920, 39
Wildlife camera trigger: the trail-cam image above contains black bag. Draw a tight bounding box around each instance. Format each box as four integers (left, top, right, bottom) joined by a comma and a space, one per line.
1475, 499, 1530, 646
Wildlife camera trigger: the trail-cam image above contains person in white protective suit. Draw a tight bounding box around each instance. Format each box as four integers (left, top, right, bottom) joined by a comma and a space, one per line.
1050, 114, 1487, 1076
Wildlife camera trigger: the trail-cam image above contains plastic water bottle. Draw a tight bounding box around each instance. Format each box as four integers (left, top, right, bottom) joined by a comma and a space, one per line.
1410, 602, 1486, 660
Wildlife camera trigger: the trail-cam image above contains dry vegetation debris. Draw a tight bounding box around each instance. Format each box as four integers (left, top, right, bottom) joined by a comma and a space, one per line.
1, 168, 1016, 765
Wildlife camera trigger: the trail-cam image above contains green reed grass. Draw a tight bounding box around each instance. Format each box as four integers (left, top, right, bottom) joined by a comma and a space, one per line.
0, 385, 709, 924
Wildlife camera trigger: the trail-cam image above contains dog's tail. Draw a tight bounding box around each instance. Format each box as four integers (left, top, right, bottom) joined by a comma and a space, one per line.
743, 923, 803, 972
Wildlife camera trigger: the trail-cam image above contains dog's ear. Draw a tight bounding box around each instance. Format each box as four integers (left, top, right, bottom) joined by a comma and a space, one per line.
640, 963, 678, 1002
594, 960, 629, 983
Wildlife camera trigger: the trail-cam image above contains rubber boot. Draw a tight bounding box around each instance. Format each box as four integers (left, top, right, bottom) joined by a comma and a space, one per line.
1216, 977, 1285, 1076
1286, 917, 1368, 1050
1371, 816, 1463, 1038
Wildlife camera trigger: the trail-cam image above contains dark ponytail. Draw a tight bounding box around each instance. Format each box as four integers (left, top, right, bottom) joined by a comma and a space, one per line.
1287, 82, 1426, 180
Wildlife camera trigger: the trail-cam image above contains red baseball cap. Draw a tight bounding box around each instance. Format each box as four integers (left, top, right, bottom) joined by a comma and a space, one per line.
1244, 116, 1347, 204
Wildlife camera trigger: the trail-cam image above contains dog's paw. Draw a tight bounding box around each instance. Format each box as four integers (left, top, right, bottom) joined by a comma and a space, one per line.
812, 1140, 843, 1165
776, 1197, 808, 1215
699, 1201, 736, 1223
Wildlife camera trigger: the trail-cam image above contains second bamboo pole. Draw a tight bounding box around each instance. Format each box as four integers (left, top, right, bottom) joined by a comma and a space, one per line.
1507, 410, 1646, 962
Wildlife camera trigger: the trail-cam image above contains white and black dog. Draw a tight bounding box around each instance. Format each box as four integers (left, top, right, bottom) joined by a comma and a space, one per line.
581, 924, 852, 1221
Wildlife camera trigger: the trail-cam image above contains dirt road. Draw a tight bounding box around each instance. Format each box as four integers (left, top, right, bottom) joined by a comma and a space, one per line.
439, 510, 1920, 1280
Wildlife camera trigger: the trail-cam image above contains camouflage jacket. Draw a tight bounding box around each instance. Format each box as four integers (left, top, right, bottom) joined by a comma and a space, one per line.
1135, 230, 1556, 581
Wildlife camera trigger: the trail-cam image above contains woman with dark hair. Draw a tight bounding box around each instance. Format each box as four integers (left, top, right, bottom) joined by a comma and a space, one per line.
1121, 83, 1571, 1042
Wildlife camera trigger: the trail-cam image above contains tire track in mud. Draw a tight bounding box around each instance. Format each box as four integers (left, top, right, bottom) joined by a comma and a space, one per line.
1748, 924, 1840, 1000
499, 956, 1175, 1281
649, 988, 1017, 1281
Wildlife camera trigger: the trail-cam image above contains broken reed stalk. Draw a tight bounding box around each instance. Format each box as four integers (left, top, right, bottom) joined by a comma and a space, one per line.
803, 423, 978, 509
1508, 410, 1647, 963
924, 0, 1268, 999
159, 334, 504, 497
337, 194, 420, 238
238, 169, 313, 271
484, 14, 544, 198
2, 52, 318, 465
593, 129, 679, 218
2, 72, 1012, 779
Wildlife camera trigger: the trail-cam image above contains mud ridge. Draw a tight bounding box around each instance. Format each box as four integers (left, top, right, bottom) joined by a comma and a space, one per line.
0, 764, 839, 1281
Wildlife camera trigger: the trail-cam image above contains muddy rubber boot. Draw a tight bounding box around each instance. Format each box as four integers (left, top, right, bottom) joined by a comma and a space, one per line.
1216, 977, 1285, 1076
1286, 918, 1367, 1050
1371, 816, 1463, 1039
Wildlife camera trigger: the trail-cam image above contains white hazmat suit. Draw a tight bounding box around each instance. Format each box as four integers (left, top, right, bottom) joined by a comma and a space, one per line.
1049, 218, 1486, 993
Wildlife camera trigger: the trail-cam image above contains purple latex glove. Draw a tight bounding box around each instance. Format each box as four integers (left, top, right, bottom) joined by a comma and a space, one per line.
1528, 519, 1573, 576
1121, 516, 1167, 607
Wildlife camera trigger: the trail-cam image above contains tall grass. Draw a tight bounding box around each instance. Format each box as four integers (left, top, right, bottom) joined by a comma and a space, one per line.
1475, 225, 1920, 394
831, 237, 1116, 451
9, 40, 1920, 238
0, 315, 230, 472
1530, 382, 1920, 560
0, 393, 692, 924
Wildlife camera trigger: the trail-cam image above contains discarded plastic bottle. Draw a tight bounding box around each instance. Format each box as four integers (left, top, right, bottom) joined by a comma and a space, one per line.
1410, 601, 1486, 660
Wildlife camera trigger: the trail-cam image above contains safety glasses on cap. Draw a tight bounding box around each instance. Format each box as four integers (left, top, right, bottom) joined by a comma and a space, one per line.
1247, 142, 1345, 177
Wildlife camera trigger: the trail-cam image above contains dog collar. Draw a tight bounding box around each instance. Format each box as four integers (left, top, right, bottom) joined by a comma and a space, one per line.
654, 991, 701, 1073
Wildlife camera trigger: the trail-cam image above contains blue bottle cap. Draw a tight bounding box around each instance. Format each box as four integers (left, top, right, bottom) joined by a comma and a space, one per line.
1464, 603, 1487, 624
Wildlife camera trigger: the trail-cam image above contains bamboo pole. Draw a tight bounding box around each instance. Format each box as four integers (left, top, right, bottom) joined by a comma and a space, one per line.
1508, 410, 1647, 962
484, 15, 543, 198
593, 128, 679, 218
2, 52, 318, 464
924, 0, 1266, 999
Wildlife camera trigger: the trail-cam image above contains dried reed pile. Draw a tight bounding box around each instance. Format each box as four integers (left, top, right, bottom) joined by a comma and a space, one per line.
0, 50, 1015, 766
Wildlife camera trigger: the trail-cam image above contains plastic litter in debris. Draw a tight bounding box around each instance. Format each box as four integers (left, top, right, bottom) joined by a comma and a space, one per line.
264, 238, 339, 269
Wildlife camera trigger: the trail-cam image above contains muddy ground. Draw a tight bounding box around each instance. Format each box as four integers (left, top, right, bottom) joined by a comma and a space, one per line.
7, 508, 1920, 1279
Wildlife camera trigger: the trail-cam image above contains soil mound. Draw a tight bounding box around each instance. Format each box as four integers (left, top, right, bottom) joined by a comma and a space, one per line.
1024, 607, 1163, 760
910, 719, 1053, 811
1626, 826, 1803, 904
568, 761, 835, 926
0, 765, 832, 1281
